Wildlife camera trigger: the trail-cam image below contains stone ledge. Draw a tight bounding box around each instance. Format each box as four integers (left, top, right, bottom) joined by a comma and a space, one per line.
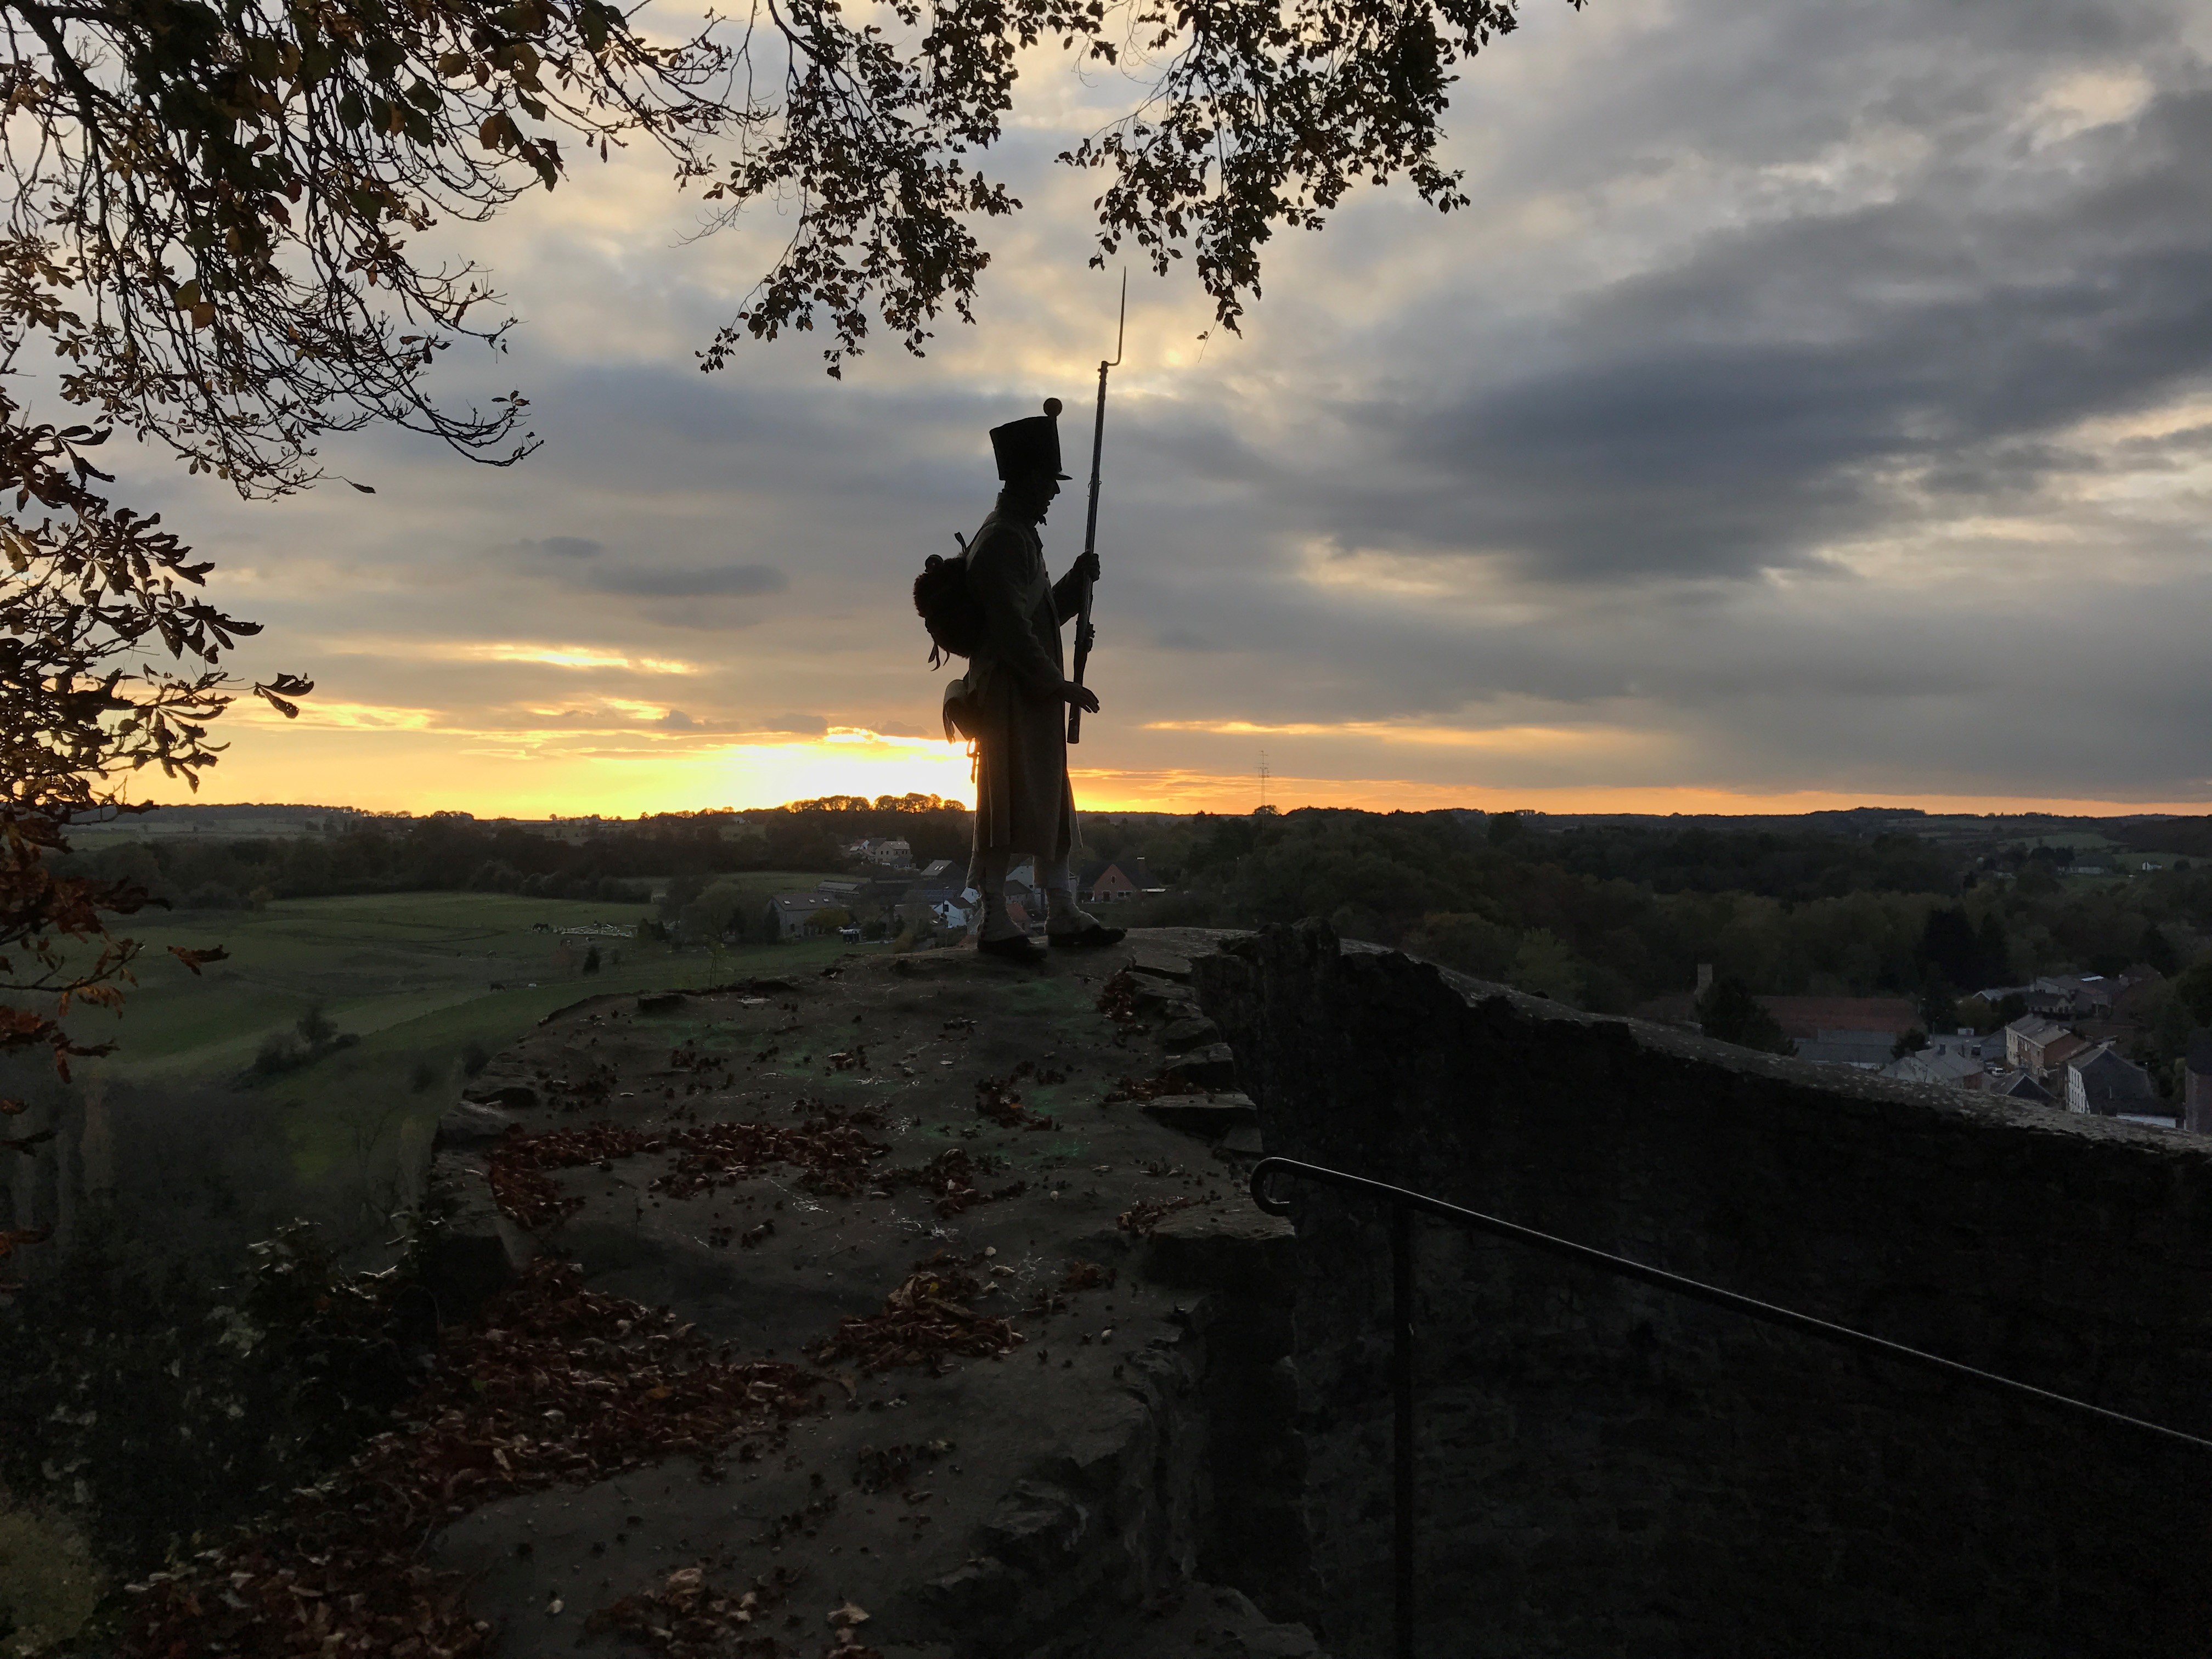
1143, 1093, 1260, 1138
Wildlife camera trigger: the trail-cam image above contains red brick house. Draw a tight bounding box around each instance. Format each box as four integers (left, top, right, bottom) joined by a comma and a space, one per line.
1078, 858, 1154, 903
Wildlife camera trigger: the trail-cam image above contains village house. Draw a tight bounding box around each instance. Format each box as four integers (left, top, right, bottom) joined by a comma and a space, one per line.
2026, 974, 2118, 1020
1001, 857, 1043, 916
2185, 1034, 2212, 1136
2064, 1042, 2160, 1119
1628, 984, 1911, 1068
2005, 1015, 2089, 1075
1760, 997, 1917, 1070
1078, 857, 1157, 904
1987, 1068, 2055, 1106
894, 883, 972, 935
845, 838, 915, 870
1886, 1031, 2001, 1090
764, 892, 844, 940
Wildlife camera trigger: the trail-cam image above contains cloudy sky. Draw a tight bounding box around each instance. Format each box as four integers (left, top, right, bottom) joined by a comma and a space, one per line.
113, 0, 2212, 816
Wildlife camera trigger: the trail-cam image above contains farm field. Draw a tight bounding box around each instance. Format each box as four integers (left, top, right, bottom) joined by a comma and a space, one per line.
73, 883, 871, 1197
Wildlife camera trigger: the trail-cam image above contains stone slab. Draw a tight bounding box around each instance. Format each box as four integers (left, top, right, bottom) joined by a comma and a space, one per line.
1176, 1043, 1240, 1089
1159, 1016, 1223, 1054
437, 1099, 518, 1146
459, 1083, 536, 1111
1143, 1094, 1260, 1138
1127, 952, 1193, 984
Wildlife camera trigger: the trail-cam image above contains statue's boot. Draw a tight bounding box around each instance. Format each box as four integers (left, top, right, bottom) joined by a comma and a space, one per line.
1046, 890, 1126, 947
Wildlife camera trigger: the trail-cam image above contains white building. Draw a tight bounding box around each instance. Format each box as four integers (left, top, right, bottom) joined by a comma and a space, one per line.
847, 838, 915, 868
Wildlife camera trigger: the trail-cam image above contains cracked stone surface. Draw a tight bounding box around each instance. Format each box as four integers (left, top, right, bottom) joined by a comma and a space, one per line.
420, 928, 1323, 1659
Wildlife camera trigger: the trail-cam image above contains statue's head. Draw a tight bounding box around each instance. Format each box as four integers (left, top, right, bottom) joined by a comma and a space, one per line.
1002, 468, 1062, 524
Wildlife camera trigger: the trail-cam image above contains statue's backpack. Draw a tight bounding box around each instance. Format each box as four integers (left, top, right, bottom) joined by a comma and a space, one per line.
913, 531, 985, 669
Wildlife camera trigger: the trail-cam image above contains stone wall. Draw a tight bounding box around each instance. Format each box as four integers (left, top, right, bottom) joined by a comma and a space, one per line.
1195, 921, 2212, 1659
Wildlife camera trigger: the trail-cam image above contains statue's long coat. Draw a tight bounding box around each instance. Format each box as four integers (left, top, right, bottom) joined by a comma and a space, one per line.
951, 506, 1085, 859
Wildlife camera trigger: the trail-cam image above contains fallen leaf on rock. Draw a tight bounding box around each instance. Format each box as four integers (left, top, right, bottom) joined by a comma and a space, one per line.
1102, 1068, 1198, 1106
487, 1122, 659, 1228
585, 1562, 795, 1657
851, 1440, 947, 1493
874, 1147, 1025, 1216
658, 1109, 889, 1199
974, 1074, 1055, 1131
1118, 1196, 1199, 1235
811, 1251, 1023, 1375
1062, 1260, 1117, 1293
1096, 970, 1145, 1026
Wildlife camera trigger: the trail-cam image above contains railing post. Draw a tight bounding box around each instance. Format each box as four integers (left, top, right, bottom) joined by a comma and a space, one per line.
1392, 1201, 1414, 1659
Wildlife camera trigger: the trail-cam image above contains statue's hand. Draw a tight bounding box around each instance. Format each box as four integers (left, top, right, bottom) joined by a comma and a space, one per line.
1058, 679, 1101, 715
1070, 552, 1101, 584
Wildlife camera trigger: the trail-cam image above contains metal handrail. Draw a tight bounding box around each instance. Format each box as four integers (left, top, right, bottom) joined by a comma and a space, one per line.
1249, 1154, 2212, 1659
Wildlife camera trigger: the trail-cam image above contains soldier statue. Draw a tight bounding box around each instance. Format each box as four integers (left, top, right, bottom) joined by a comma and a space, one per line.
948, 404, 1126, 963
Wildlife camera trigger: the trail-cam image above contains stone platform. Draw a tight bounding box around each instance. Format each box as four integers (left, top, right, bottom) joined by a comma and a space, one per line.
419, 929, 1317, 1659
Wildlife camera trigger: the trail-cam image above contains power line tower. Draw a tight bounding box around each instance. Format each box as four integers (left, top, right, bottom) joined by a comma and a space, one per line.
1258, 749, 1271, 814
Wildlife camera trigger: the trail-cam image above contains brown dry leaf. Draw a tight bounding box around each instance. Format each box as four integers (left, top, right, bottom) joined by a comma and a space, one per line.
1096, 969, 1145, 1025
1102, 1068, 1198, 1106
874, 1146, 1025, 1216
115, 1263, 822, 1658
486, 1122, 658, 1228
974, 1074, 1056, 1131
810, 1251, 1023, 1375
1117, 1196, 1199, 1235
657, 1108, 889, 1199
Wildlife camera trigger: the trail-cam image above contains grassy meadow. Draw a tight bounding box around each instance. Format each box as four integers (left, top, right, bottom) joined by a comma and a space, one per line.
50, 879, 870, 1240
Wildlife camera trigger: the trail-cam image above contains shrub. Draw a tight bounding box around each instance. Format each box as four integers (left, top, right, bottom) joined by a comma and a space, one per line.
251, 1031, 306, 1076
246, 1006, 355, 1080
0, 1223, 422, 1577
1696, 975, 1796, 1056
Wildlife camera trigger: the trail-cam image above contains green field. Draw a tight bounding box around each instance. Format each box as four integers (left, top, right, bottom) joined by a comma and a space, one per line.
77, 882, 871, 1193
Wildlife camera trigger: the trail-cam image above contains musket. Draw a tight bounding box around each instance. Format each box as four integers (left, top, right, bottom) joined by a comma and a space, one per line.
1067, 271, 1125, 744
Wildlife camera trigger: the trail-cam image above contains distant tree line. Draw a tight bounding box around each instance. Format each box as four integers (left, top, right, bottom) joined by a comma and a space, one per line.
51, 797, 974, 910
1098, 809, 2212, 1066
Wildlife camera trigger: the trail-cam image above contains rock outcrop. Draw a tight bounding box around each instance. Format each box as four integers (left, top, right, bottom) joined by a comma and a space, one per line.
408, 929, 1318, 1658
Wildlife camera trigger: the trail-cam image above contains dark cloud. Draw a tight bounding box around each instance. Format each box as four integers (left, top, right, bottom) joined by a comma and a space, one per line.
584, 563, 789, 598
657, 709, 698, 729
760, 713, 828, 734
1155, 626, 1226, 652
1309, 42, 2212, 584
523, 535, 605, 558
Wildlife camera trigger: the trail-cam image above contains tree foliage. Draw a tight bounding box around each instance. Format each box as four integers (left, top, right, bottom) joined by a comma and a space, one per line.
0, 386, 300, 1177
2, 0, 736, 492
700, 0, 1570, 372
1695, 973, 1794, 1057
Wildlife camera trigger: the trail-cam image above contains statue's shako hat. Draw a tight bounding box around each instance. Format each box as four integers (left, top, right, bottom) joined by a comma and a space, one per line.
990, 399, 1071, 482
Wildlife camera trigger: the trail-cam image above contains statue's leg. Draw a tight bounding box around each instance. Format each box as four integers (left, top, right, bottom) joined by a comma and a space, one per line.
975, 848, 1025, 941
